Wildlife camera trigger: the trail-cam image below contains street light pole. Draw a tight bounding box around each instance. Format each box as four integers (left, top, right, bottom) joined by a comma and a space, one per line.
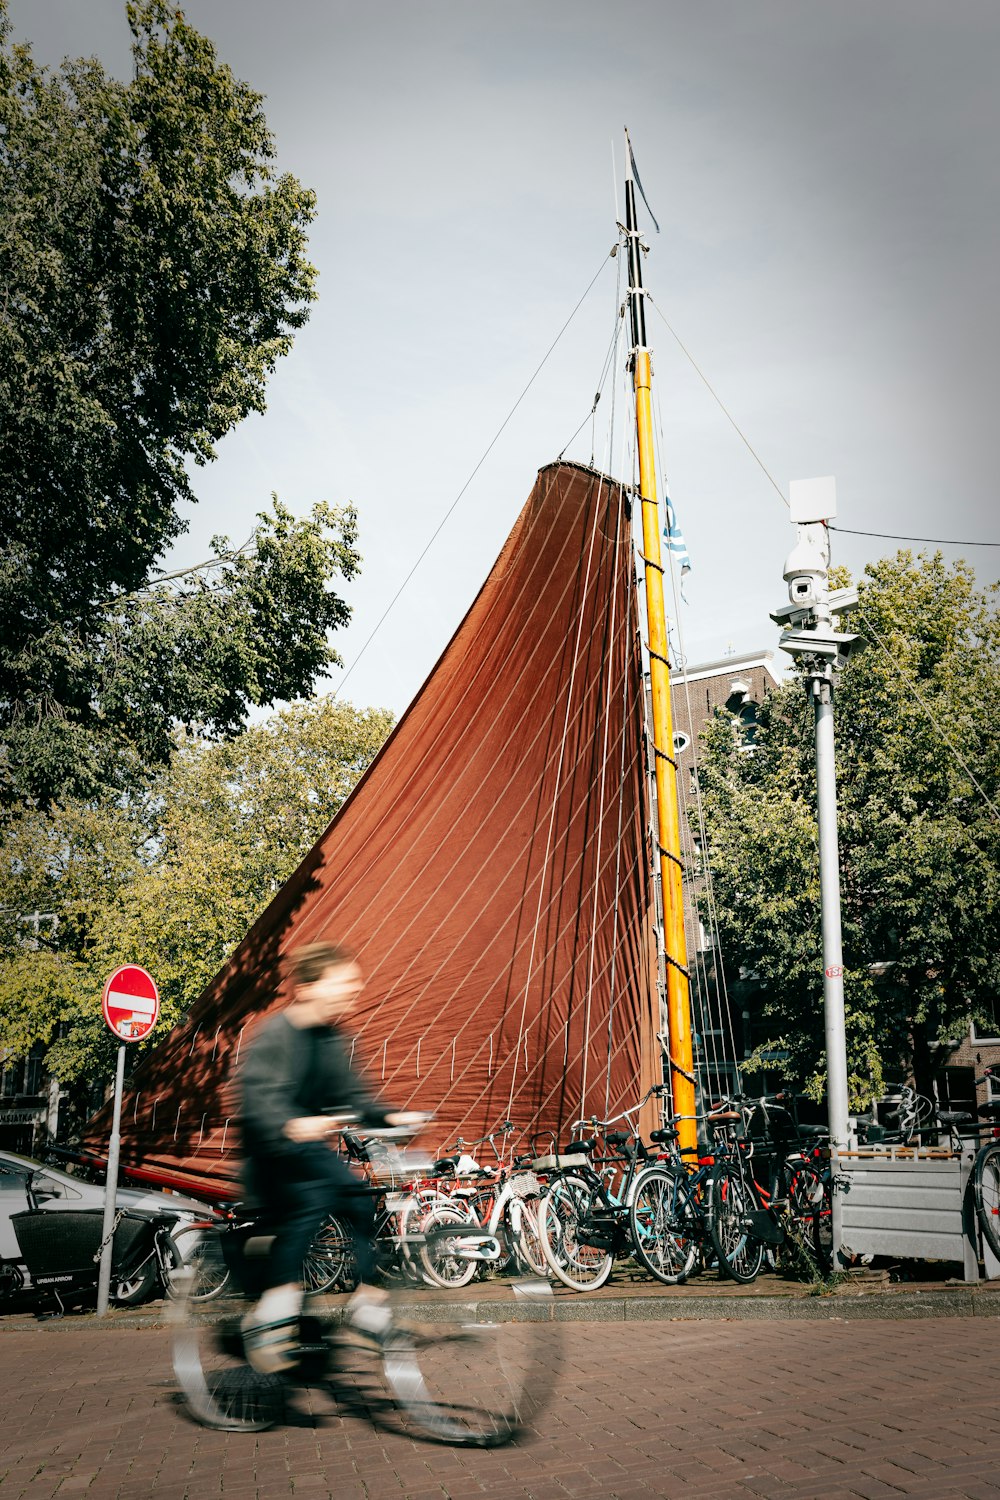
813, 672, 850, 1152
771, 476, 863, 1186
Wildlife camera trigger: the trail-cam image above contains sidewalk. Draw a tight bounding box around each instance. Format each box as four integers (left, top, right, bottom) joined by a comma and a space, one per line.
2, 1318, 999, 1499
4, 1264, 998, 1332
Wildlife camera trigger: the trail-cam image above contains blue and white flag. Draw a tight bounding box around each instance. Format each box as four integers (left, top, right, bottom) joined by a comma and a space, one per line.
663, 495, 691, 580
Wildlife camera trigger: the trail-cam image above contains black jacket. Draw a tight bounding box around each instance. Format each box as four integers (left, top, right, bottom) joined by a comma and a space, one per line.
237, 1012, 391, 1161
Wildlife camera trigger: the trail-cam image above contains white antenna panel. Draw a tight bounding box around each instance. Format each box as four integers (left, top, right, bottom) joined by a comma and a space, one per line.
789, 476, 837, 524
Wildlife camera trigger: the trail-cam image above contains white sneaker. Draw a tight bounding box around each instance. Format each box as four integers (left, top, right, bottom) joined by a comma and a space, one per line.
241, 1315, 301, 1375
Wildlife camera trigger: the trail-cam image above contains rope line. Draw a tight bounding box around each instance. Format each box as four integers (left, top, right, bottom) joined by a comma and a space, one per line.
352, 570, 636, 1072
579, 472, 624, 1116
333, 249, 616, 699
363, 497, 645, 1126
324, 472, 637, 1122
506, 471, 610, 1120
652, 376, 744, 1099
301, 469, 612, 967
646, 295, 789, 509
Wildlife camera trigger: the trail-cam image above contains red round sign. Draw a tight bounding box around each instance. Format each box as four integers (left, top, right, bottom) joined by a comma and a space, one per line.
102, 966, 159, 1042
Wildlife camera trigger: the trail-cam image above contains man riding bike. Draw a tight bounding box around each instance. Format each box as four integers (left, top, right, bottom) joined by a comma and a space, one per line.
237, 940, 424, 1373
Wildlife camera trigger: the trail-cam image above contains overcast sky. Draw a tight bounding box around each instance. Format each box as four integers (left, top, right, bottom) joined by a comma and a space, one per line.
10, 1, 999, 713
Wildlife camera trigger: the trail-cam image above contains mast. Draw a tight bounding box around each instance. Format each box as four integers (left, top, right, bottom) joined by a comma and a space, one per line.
624, 132, 698, 1155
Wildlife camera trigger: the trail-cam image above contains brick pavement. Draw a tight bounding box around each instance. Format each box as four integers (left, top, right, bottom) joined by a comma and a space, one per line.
0, 1319, 998, 1500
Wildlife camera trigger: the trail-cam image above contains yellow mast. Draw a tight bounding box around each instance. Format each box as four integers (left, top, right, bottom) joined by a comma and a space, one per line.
624, 133, 698, 1155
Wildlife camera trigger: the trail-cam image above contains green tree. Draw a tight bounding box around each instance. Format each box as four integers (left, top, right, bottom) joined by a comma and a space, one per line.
0, 1, 355, 807
0, 698, 394, 1086
697, 553, 1000, 1107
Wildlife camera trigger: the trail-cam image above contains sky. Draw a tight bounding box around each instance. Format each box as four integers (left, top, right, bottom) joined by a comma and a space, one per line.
10, 1, 1000, 715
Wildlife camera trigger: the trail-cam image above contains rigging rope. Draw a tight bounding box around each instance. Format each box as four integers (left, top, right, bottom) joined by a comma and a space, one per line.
505, 471, 609, 1123
333, 248, 617, 700
645, 294, 998, 827
578, 437, 624, 1119
651, 384, 743, 1104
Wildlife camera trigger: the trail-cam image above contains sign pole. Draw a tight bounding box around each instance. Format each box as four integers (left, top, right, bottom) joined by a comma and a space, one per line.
97, 964, 159, 1316
96, 1043, 127, 1316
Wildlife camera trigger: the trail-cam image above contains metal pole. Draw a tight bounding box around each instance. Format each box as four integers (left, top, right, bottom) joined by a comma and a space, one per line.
813, 675, 850, 1152
624, 130, 697, 1154
96, 1044, 126, 1316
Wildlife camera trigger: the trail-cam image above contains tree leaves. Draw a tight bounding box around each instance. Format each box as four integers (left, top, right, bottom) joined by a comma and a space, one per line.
0, 1, 332, 809
0, 698, 394, 1084
697, 553, 1000, 1105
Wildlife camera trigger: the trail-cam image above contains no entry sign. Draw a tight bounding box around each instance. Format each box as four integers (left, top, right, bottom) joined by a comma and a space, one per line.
102, 965, 159, 1042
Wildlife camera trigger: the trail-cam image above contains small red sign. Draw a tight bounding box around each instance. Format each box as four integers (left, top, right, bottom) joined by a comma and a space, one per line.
102, 966, 159, 1042
825, 964, 844, 979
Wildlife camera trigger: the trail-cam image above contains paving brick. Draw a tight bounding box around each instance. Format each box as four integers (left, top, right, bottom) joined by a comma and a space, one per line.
4, 1319, 1000, 1499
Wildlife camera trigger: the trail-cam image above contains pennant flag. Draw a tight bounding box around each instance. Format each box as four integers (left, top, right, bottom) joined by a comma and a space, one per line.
663, 495, 691, 578
626, 132, 660, 234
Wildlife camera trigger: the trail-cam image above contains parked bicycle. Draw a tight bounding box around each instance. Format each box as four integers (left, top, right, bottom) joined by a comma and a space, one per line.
708, 1092, 833, 1282
419, 1123, 547, 1287
534, 1085, 671, 1291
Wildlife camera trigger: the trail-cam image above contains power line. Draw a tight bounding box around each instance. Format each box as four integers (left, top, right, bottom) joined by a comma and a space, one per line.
831, 525, 999, 548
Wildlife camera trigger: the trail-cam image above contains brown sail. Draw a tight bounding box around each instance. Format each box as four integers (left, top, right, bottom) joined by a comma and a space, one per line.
86, 461, 659, 1192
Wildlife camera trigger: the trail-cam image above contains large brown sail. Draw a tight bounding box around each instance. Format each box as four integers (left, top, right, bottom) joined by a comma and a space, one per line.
86, 462, 658, 1191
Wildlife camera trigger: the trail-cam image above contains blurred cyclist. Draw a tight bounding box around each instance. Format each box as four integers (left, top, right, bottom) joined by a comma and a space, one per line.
237, 941, 423, 1373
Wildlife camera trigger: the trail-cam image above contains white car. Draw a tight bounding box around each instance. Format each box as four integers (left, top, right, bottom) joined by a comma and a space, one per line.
0, 1149, 210, 1305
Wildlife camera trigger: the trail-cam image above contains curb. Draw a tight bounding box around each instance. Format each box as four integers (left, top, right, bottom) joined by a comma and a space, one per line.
3, 1283, 999, 1331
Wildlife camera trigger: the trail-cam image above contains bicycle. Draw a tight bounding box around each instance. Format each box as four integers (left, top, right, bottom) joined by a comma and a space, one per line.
708, 1092, 832, 1283
171, 1121, 556, 1445
914, 1067, 1000, 1265
627, 1105, 748, 1284
535, 1086, 668, 1291
418, 1123, 547, 1286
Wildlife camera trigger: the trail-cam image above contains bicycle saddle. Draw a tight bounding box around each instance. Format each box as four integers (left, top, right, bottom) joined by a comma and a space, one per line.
978, 1102, 1000, 1118
565, 1139, 596, 1154
649, 1128, 678, 1144
937, 1110, 973, 1124
797, 1124, 828, 1138
605, 1130, 631, 1146
433, 1156, 459, 1174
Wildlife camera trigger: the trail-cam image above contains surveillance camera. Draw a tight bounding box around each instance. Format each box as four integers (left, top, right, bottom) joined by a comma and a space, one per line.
779, 624, 863, 669
828, 585, 860, 618
787, 575, 821, 607
769, 599, 816, 628
782, 523, 830, 590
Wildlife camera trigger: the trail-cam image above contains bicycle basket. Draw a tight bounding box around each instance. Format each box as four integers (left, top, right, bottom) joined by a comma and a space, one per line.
361, 1141, 433, 1187
507, 1170, 541, 1199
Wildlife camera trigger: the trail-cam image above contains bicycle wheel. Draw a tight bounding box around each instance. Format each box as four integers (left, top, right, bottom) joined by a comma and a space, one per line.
974, 1141, 1000, 1262
513, 1195, 549, 1278
537, 1174, 614, 1292
708, 1163, 766, 1283
170, 1227, 286, 1431
628, 1166, 699, 1285
788, 1161, 833, 1276
165, 1228, 232, 1302
415, 1200, 479, 1289
380, 1275, 557, 1447
301, 1214, 354, 1295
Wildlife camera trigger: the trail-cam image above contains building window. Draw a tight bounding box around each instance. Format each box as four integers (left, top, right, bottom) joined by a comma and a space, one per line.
738, 702, 759, 749
972, 994, 1000, 1042
1, 1061, 23, 1098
